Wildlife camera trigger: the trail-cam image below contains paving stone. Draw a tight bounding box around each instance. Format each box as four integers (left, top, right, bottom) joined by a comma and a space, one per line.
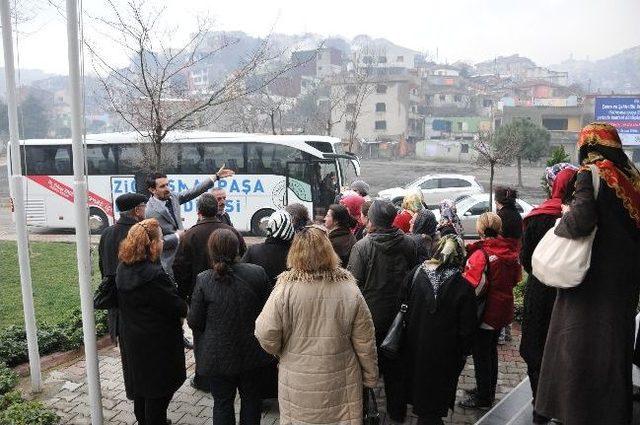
28, 322, 528, 425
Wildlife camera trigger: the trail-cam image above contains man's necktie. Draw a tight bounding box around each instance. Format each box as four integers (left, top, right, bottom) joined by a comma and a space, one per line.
165, 200, 179, 228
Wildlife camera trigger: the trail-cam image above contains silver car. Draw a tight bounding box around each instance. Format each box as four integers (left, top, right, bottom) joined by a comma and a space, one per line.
378, 174, 484, 208
432, 193, 535, 238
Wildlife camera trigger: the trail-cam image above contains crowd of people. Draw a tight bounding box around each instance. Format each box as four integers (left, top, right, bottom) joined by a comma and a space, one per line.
96, 122, 640, 425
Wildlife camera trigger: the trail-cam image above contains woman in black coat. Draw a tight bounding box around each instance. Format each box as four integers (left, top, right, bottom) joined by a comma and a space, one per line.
116, 218, 188, 425
518, 164, 576, 424
242, 209, 294, 287
495, 186, 523, 240
402, 235, 477, 425
188, 229, 274, 425
536, 123, 640, 424
324, 204, 357, 266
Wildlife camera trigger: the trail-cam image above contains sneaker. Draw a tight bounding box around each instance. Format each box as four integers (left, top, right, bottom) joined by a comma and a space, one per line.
458, 394, 492, 410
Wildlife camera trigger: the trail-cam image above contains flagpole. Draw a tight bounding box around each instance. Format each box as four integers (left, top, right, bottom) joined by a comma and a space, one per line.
65, 0, 104, 422
0, 0, 42, 392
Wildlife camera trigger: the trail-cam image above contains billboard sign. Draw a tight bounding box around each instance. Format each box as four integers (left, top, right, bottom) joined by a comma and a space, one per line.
595, 97, 640, 145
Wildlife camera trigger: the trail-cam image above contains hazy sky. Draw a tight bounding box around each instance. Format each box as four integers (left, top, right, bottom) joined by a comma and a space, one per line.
3, 0, 640, 75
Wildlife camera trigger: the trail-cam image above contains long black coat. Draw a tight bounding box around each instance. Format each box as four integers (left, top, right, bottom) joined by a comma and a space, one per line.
348, 229, 418, 339
98, 214, 138, 341
172, 217, 246, 301
187, 264, 274, 377
241, 237, 291, 287
536, 170, 640, 424
518, 214, 557, 388
402, 267, 477, 418
116, 261, 188, 399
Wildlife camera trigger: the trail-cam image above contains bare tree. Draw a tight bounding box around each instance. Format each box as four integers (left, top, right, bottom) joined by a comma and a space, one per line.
473, 130, 520, 208
86, 0, 309, 169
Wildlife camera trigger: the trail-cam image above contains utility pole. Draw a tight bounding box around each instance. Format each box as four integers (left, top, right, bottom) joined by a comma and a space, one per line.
0, 0, 42, 392
65, 0, 104, 422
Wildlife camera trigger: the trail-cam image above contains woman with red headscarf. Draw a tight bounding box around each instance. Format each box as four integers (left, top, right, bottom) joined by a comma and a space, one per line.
340, 194, 366, 238
518, 164, 577, 424
536, 123, 640, 425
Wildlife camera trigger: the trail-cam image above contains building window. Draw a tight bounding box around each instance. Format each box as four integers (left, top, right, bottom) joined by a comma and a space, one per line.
396, 55, 404, 62
375, 120, 387, 130
376, 102, 386, 112
317, 52, 323, 60
483, 99, 493, 107
454, 95, 462, 102
457, 122, 463, 131
376, 84, 387, 94
439, 94, 446, 101
378, 56, 387, 63
542, 118, 569, 131
461, 143, 469, 154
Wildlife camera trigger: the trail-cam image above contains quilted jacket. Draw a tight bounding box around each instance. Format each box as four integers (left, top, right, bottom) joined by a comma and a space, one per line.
255, 268, 379, 425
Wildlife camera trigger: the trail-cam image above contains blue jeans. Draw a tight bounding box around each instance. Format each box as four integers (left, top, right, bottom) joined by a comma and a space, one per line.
209, 368, 264, 425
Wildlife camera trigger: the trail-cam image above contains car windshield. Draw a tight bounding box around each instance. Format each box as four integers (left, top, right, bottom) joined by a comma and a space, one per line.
403, 176, 425, 189
456, 196, 483, 212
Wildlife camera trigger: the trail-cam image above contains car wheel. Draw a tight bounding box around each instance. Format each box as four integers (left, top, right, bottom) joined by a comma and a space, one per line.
89, 207, 109, 235
250, 208, 275, 236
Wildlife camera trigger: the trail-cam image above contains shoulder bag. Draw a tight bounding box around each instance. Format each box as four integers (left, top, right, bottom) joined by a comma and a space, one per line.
379, 266, 421, 359
531, 164, 600, 288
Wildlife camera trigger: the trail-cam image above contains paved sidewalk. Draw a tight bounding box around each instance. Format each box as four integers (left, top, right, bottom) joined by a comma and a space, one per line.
26, 325, 527, 425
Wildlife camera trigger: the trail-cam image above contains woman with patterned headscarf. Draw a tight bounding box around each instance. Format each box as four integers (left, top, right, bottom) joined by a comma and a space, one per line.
400, 235, 477, 425
437, 199, 464, 237
242, 210, 294, 288
409, 208, 440, 263
536, 123, 640, 425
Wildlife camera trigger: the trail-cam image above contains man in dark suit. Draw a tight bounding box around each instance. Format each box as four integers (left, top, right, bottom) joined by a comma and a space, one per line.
145, 167, 234, 276
98, 193, 148, 342
172, 193, 246, 303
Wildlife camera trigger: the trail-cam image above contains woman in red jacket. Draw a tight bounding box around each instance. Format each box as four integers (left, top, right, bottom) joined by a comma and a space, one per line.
460, 212, 522, 410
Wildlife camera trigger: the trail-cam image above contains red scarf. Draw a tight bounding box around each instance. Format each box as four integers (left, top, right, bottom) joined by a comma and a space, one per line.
595, 159, 640, 228
524, 168, 577, 225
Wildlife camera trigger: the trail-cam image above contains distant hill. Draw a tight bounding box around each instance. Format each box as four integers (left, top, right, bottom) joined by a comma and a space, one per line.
0, 68, 54, 98
550, 46, 640, 94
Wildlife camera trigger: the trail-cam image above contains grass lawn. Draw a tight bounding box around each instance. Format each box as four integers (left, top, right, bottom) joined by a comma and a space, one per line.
0, 240, 100, 329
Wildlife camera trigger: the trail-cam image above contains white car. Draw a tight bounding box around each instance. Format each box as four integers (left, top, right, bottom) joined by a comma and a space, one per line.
378, 174, 484, 208
432, 193, 535, 238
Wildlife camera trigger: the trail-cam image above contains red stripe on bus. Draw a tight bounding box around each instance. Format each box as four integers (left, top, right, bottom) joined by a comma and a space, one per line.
27, 175, 114, 218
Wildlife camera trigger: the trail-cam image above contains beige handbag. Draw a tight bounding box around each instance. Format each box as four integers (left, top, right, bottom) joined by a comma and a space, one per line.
531, 164, 599, 289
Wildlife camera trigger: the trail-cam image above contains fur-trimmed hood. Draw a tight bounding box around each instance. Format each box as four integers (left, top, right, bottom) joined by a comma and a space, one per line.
276, 267, 356, 285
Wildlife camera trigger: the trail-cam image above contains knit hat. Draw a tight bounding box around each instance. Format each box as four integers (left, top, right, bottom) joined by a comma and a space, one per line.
350, 180, 370, 196
116, 193, 148, 212
266, 210, 295, 241
368, 200, 398, 229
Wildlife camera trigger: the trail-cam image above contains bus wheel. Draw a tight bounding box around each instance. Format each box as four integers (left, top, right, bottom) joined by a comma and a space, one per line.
251, 209, 275, 236
89, 207, 109, 235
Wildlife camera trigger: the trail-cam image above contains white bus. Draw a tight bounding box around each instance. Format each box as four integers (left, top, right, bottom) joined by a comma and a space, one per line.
7, 131, 361, 235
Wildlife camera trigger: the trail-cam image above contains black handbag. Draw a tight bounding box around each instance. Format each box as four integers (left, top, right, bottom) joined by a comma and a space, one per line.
93, 275, 118, 309
379, 267, 421, 359
363, 387, 380, 425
